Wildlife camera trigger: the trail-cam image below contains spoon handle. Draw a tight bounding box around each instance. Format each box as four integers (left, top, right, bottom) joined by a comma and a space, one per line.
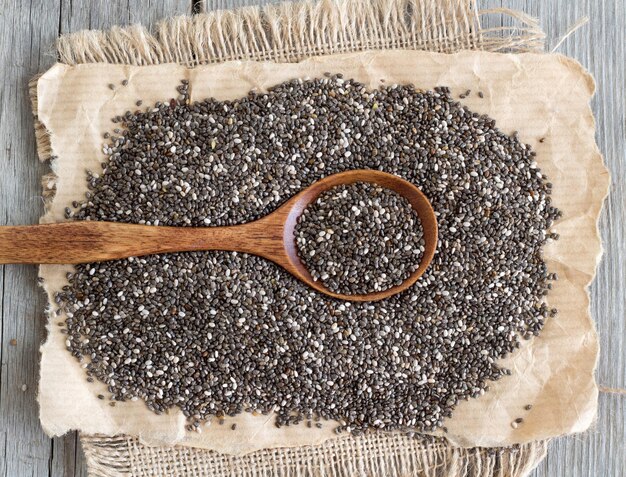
0, 221, 279, 264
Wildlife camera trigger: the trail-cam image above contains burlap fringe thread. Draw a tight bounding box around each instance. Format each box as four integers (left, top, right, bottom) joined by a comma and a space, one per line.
32, 0, 549, 475
82, 434, 548, 477
55, 0, 545, 66
32, 0, 546, 199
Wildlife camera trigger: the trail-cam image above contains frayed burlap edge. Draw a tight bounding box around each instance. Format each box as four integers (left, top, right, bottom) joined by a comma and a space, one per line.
81, 434, 548, 477
31, 0, 550, 476
55, 0, 545, 66
30, 0, 545, 203
29, 76, 57, 203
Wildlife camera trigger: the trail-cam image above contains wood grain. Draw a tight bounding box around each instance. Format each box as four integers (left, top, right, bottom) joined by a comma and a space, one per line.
0, 0, 623, 476
0, 1, 63, 476
0, 171, 438, 303
272, 170, 438, 302
483, 2, 626, 476
0, 221, 286, 263
0, 2, 191, 476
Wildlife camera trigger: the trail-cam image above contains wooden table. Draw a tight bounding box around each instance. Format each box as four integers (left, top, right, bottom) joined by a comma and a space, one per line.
0, 1, 623, 475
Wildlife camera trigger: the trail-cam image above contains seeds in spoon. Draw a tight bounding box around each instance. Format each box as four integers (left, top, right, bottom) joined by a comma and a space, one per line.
295, 182, 425, 295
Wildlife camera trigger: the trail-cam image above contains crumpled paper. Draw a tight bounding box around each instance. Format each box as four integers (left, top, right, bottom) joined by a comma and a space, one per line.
34, 50, 608, 454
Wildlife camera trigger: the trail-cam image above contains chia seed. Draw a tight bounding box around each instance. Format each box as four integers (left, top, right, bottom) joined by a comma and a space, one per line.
58, 76, 561, 435
295, 182, 424, 294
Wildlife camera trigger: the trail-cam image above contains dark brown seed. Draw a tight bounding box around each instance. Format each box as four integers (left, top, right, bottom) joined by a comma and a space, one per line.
295, 182, 425, 295
58, 77, 560, 436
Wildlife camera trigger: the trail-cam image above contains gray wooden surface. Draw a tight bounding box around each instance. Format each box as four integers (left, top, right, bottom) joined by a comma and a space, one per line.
0, 0, 623, 475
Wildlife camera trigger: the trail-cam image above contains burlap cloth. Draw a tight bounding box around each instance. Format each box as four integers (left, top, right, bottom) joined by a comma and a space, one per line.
30, 0, 608, 475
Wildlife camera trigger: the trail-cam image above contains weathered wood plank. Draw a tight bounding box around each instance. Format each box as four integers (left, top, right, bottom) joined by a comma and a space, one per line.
49, 432, 91, 477
129, 0, 193, 25
60, 0, 192, 32
50, 434, 79, 477
1, 1, 622, 476
490, 0, 626, 475
0, 0, 62, 474
0, 2, 193, 476
60, 0, 131, 31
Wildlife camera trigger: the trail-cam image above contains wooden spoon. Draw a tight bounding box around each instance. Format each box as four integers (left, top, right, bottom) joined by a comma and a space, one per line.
0, 170, 437, 302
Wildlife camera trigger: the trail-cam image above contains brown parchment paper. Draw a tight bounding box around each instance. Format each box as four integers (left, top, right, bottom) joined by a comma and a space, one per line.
35, 50, 608, 454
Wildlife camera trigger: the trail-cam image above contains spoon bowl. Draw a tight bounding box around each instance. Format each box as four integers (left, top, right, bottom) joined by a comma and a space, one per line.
0, 170, 437, 302
279, 170, 438, 301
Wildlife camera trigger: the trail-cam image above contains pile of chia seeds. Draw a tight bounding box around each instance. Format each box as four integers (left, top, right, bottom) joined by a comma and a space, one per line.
57, 75, 560, 434
295, 182, 425, 295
